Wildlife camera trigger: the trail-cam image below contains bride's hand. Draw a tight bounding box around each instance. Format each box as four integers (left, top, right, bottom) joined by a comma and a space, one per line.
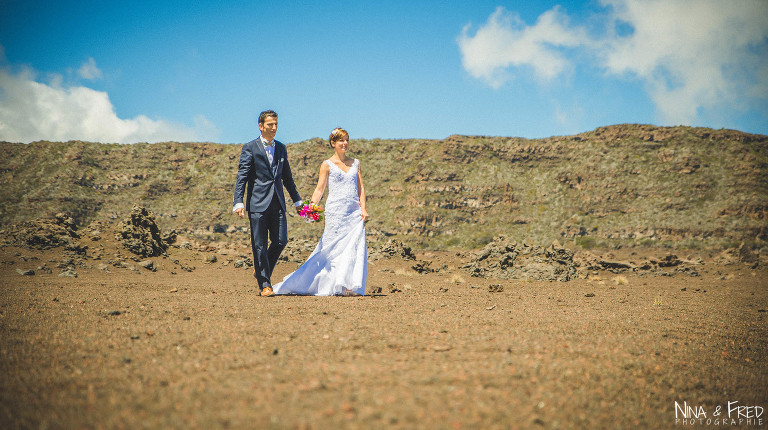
361, 209, 369, 222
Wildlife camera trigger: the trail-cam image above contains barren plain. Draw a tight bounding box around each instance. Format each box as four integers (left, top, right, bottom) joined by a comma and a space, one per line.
1, 124, 767, 428
1, 220, 766, 429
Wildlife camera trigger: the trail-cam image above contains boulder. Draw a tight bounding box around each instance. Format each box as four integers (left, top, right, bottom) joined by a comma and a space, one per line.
116, 206, 170, 257
138, 259, 156, 271
3, 213, 79, 249
464, 236, 576, 282
369, 239, 417, 261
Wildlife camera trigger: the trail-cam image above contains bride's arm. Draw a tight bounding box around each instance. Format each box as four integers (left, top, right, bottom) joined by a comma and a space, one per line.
358, 163, 369, 221
310, 162, 330, 205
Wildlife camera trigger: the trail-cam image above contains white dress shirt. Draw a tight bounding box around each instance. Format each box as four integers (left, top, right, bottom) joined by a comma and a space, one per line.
260, 135, 275, 165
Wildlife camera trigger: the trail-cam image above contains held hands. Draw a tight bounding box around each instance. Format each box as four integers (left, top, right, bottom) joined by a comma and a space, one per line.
235, 205, 304, 218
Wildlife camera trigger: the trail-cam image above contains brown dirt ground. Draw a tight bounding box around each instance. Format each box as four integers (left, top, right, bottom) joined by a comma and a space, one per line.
1, 239, 767, 429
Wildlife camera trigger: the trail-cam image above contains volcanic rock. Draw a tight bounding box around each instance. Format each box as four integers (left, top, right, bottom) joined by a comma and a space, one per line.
138, 259, 156, 271
369, 239, 417, 261
464, 236, 576, 282
3, 213, 79, 249
59, 268, 78, 278
279, 238, 316, 263
116, 206, 171, 257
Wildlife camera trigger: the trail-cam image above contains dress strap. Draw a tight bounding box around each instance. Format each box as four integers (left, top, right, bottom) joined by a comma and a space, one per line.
326, 159, 358, 172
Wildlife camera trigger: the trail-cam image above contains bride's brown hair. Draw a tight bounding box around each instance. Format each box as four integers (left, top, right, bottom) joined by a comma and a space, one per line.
329, 128, 349, 149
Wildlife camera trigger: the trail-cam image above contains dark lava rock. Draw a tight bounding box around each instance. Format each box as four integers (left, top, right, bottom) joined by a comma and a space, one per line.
655, 254, 683, 268
599, 259, 636, 272
463, 236, 577, 282
116, 206, 171, 257
138, 259, 156, 271
411, 261, 435, 273
58, 268, 78, 278
3, 213, 80, 249
369, 239, 417, 261
737, 243, 758, 264
233, 257, 253, 269
279, 239, 316, 263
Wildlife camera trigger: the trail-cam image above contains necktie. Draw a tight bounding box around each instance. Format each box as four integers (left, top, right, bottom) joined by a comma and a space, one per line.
264, 141, 274, 164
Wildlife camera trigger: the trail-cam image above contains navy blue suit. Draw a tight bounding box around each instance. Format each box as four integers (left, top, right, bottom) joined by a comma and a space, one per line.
233, 138, 301, 289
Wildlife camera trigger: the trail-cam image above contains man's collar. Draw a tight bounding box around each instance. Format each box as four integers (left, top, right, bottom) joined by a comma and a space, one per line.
260, 135, 275, 146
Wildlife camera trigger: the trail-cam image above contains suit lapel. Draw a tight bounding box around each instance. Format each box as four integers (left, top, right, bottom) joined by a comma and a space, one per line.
253, 138, 274, 177
272, 142, 282, 176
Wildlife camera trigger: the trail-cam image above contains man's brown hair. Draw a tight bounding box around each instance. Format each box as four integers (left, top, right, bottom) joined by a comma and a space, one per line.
258, 110, 278, 125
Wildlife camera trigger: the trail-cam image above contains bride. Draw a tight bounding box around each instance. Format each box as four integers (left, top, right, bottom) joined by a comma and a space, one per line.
273, 128, 369, 296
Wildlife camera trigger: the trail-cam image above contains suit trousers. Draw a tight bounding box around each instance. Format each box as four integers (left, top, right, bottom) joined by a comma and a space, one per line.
248, 195, 287, 290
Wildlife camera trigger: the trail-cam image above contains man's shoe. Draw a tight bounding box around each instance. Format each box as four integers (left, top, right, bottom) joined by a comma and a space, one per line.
261, 286, 274, 297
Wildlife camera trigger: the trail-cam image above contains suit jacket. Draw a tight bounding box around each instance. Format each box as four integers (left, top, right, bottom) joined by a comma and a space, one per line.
233, 137, 301, 213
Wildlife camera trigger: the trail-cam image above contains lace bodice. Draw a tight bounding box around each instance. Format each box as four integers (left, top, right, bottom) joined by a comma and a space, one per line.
325, 159, 360, 213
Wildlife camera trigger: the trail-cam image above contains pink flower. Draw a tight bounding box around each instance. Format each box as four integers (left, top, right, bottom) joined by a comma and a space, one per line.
298, 200, 323, 223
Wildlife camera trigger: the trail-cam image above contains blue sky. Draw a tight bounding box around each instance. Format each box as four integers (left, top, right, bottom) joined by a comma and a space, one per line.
1, 0, 766, 144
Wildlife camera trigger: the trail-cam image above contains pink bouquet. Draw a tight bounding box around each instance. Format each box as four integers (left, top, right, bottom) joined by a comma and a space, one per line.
299, 200, 324, 223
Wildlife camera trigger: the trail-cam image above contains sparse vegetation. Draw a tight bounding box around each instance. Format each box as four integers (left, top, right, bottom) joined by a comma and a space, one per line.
613, 275, 629, 285
1, 124, 766, 251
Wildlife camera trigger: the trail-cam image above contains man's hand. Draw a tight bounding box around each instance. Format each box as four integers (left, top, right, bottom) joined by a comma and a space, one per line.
235, 207, 245, 218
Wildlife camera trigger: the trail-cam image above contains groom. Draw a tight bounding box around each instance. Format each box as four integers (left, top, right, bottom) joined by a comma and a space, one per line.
233, 110, 302, 297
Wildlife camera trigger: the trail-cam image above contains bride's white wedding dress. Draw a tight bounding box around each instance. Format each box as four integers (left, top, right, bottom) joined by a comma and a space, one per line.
273, 159, 367, 296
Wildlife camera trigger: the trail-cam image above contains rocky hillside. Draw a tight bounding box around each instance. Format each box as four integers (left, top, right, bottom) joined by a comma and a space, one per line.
1, 124, 766, 250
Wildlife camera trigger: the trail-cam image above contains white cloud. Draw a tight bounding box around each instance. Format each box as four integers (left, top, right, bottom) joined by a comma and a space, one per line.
599, 0, 768, 125
0, 66, 218, 144
458, 0, 768, 126
457, 6, 587, 88
77, 57, 103, 80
